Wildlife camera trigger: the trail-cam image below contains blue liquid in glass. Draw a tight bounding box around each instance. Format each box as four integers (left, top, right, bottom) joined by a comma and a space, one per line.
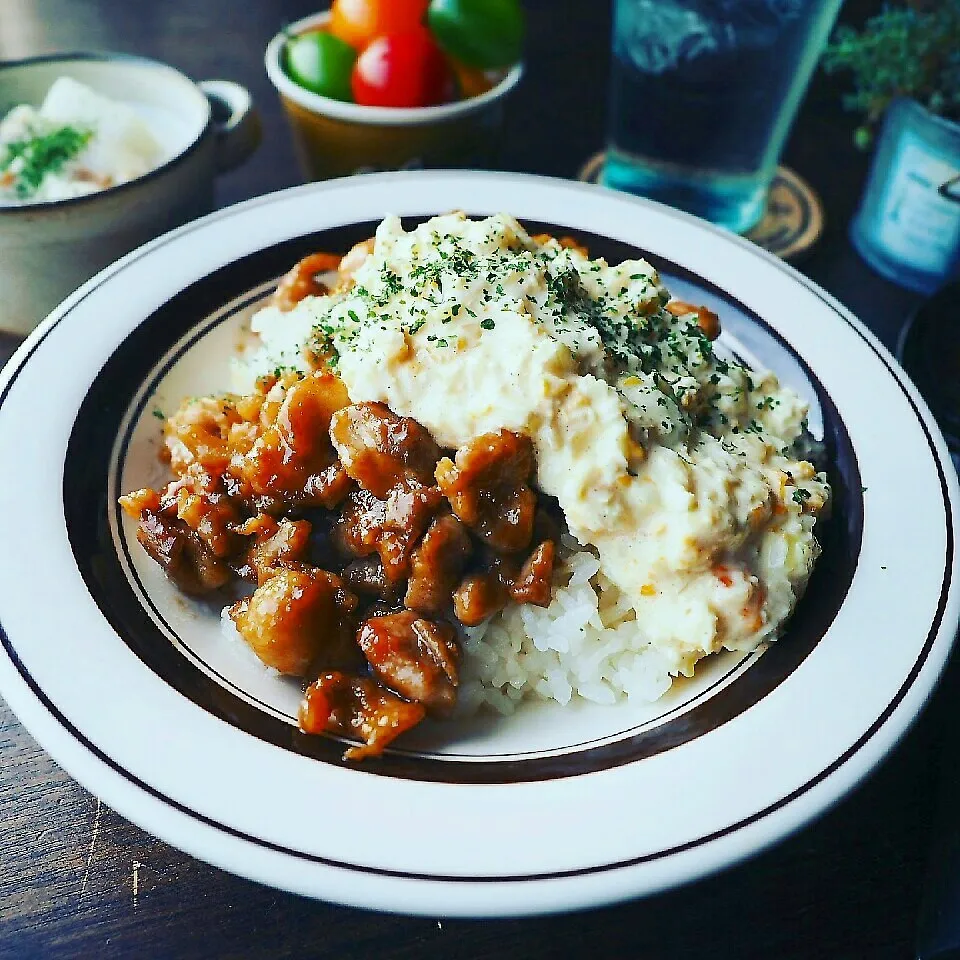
603, 0, 843, 233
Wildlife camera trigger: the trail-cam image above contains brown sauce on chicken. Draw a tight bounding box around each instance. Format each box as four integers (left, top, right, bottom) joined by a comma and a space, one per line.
120, 250, 559, 761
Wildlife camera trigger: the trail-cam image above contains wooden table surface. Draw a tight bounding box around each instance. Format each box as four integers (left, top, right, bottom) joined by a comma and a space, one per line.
1, 1, 953, 958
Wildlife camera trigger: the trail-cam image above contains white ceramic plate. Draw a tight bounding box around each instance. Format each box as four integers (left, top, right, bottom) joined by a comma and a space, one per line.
0, 172, 957, 918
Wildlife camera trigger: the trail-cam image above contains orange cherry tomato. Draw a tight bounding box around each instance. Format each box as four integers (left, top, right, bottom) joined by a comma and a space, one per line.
447, 58, 496, 99
330, 0, 430, 51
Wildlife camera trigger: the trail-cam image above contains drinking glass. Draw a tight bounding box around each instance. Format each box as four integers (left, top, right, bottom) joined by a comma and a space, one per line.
603, 0, 843, 233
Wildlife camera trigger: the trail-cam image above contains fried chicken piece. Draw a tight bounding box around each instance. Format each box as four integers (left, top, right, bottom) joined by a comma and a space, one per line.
404, 514, 473, 614
232, 371, 353, 509
134, 508, 232, 595
229, 568, 358, 676
163, 395, 248, 475
328, 403, 449, 582
452, 540, 556, 625
299, 672, 425, 760
119, 487, 161, 518
272, 252, 342, 311
233, 514, 313, 584
334, 488, 387, 556
329, 402, 442, 499
509, 540, 556, 606
452, 571, 510, 627
530, 234, 589, 256
435, 430, 536, 553
121, 463, 247, 593
341, 556, 405, 603
334, 485, 445, 582
666, 300, 721, 341
357, 611, 460, 716
164, 462, 245, 560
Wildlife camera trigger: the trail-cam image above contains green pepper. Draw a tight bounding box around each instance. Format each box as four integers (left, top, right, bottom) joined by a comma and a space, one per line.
427, 0, 524, 69
284, 30, 357, 102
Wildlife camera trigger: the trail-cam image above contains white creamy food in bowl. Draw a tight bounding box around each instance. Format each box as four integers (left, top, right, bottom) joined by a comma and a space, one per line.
229, 212, 831, 717
0, 77, 163, 204
0, 53, 259, 336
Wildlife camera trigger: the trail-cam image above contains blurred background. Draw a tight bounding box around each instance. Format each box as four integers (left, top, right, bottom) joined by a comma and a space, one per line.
1, 0, 935, 342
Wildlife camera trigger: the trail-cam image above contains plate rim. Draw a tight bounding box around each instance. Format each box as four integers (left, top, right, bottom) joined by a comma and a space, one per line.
0, 170, 957, 917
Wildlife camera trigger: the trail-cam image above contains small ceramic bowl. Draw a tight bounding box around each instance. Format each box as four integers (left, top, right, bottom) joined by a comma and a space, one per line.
265, 12, 523, 181
0, 53, 260, 336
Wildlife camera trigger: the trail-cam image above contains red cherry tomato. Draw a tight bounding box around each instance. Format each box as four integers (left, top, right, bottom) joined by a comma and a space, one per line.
330, 0, 430, 51
352, 27, 456, 108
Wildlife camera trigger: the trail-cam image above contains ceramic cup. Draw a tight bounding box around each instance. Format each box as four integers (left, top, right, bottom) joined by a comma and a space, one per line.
851, 98, 960, 295
0, 53, 260, 335
264, 12, 523, 182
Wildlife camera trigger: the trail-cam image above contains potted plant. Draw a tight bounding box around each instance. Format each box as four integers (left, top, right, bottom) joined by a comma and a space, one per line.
823, 2, 960, 294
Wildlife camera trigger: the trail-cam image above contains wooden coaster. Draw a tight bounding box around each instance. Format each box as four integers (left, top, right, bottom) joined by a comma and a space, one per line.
577, 152, 824, 261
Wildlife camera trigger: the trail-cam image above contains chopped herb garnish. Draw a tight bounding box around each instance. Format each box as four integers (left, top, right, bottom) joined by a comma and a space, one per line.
2, 124, 93, 198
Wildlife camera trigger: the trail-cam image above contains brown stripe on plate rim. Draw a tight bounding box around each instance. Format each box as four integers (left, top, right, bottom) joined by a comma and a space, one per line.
62, 218, 860, 783
0, 202, 946, 881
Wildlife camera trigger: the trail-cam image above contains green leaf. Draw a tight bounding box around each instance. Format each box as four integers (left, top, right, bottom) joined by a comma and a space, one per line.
821, 2, 960, 140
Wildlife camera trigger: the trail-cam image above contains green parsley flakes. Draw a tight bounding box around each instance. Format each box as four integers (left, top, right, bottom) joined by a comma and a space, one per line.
1, 125, 92, 198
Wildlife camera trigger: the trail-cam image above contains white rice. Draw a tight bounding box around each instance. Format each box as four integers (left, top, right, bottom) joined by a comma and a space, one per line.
456, 546, 675, 716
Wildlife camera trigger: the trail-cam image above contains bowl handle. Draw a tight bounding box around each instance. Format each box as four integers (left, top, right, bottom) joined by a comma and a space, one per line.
197, 80, 261, 174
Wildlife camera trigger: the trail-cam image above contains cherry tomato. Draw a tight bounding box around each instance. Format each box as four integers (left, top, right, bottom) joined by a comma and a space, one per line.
427, 0, 524, 69
330, 0, 430, 51
352, 27, 456, 108
285, 30, 357, 101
